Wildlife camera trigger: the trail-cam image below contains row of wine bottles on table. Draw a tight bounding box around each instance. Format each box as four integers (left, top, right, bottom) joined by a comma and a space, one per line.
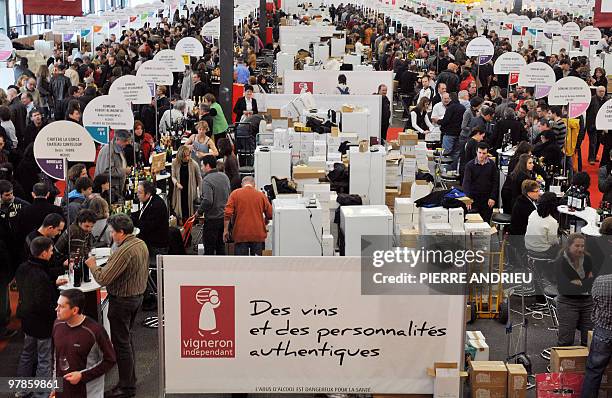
71, 247, 90, 288
566, 185, 589, 212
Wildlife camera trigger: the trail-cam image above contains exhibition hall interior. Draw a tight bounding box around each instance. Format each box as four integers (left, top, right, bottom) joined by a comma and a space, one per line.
1, 0, 612, 396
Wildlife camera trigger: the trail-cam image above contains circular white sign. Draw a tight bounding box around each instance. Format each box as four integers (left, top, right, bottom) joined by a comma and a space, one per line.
429, 23, 451, 40
596, 99, 612, 130
33, 121, 96, 180
493, 52, 527, 75
0, 34, 13, 62
153, 49, 185, 72
82, 95, 135, 144
528, 17, 546, 31
175, 37, 204, 57
548, 76, 592, 118
136, 60, 174, 86
562, 22, 580, 37
579, 26, 602, 42
544, 21, 563, 35
53, 20, 73, 34
109, 75, 151, 105
466, 36, 494, 57
517, 61, 556, 87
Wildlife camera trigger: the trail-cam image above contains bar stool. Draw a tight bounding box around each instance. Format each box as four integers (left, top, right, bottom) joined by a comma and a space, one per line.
540, 284, 559, 361
491, 213, 512, 243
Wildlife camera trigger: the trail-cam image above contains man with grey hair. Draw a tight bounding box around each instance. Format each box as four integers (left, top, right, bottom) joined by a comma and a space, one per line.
94, 130, 132, 197
458, 90, 470, 109
223, 176, 273, 256
159, 100, 186, 134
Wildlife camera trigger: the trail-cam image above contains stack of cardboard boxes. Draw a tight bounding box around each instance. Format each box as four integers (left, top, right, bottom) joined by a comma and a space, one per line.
466, 331, 489, 361
469, 361, 527, 398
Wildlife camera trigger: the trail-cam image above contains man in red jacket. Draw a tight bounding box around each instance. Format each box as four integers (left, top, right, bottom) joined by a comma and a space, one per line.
223, 176, 272, 256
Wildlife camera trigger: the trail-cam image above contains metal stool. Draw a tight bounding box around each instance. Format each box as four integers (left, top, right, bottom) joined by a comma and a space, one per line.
491, 213, 512, 243
439, 171, 460, 189
541, 285, 559, 361
239, 165, 255, 179
142, 265, 159, 329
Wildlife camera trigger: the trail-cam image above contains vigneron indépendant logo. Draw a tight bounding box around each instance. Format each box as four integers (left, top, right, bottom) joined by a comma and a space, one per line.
180, 286, 235, 358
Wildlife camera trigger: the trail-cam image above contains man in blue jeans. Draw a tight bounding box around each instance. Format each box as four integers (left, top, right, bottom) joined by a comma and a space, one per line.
15, 237, 67, 398
439, 93, 465, 170
582, 272, 612, 397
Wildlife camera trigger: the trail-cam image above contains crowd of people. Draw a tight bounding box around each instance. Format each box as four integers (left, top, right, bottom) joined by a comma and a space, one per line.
0, 0, 612, 396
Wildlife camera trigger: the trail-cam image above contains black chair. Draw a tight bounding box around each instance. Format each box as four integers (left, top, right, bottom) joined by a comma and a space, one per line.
233, 122, 256, 178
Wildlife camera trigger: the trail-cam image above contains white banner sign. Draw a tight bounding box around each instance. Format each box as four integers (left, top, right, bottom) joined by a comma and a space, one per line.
33, 121, 96, 180
579, 26, 602, 42
548, 76, 592, 118
175, 37, 205, 57
518, 61, 556, 98
596, 98, 612, 130
493, 52, 527, 75
161, 256, 464, 394
136, 60, 174, 85
82, 95, 135, 144
109, 75, 151, 105
0, 34, 13, 61
153, 48, 185, 72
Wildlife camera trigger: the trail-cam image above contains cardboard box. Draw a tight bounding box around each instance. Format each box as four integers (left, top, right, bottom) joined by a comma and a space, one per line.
469, 339, 490, 361
359, 139, 369, 152
423, 223, 452, 235
506, 364, 528, 398
395, 197, 416, 214
420, 206, 448, 227
411, 180, 433, 201
448, 207, 464, 230
434, 368, 460, 398
400, 181, 413, 197
466, 214, 484, 223
293, 166, 326, 180
471, 386, 506, 398
588, 330, 592, 350
313, 141, 327, 156
268, 108, 281, 119
466, 331, 486, 341
322, 234, 334, 256
550, 347, 589, 373
470, 361, 507, 387
341, 105, 354, 113
330, 126, 339, 137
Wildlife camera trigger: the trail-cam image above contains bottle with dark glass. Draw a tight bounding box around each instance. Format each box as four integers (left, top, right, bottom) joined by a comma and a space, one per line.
73, 255, 83, 288
82, 254, 90, 283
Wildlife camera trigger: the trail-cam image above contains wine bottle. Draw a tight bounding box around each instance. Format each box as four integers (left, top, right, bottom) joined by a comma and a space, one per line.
73, 256, 82, 288
82, 255, 90, 283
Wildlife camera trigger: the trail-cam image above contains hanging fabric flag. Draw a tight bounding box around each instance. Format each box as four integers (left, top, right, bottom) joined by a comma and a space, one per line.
528, 28, 537, 36
129, 16, 137, 23
141, 13, 148, 21
109, 21, 118, 29
439, 36, 449, 45
81, 29, 91, 37
63, 33, 74, 41
93, 25, 103, 33
513, 24, 522, 35
580, 39, 590, 47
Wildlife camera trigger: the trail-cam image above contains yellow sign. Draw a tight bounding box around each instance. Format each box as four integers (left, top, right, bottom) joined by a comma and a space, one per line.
182, 54, 190, 65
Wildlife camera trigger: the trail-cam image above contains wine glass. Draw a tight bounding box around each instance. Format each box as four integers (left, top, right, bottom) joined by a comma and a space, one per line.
59, 356, 70, 372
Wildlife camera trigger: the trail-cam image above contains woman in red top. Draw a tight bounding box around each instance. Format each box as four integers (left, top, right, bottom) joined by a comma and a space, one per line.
459, 69, 475, 92
133, 120, 154, 166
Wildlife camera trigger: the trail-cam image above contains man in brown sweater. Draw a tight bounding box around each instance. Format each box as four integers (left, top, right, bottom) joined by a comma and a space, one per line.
223, 176, 273, 256
84, 214, 148, 398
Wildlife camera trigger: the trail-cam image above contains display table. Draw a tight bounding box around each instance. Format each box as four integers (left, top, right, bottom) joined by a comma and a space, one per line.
59, 277, 103, 322
557, 205, 601, 236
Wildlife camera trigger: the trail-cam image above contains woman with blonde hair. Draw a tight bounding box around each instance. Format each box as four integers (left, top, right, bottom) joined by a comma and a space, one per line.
36, 64, 51, 117
88, 196, 112, 247
0, 88, 8, 106
171, 145, 202, 223
185, 121, 218, 168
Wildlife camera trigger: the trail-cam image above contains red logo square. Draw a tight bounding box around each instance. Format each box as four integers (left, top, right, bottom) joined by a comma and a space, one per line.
180, 286, 235, 358
293, 81, 314, 94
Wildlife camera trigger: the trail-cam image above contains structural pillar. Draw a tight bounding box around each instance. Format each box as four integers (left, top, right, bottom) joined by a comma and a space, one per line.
219, 0, 234, 123
259, 0, 267, 45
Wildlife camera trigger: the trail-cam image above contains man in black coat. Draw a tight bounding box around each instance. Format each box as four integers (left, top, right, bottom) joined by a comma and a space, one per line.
436, 63, 460, 94
534, 129, 563, 170
462, 142, 499, 222
191, 71, 209, 100
7, 86, 27, 144
439, 93, 465, 169
18, 183, 63, 243
21, 108, 47, 152
15, 237, 67, 380
131, 180, 169, 263
50, 64, 71, 117
586, 86, 608, 164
